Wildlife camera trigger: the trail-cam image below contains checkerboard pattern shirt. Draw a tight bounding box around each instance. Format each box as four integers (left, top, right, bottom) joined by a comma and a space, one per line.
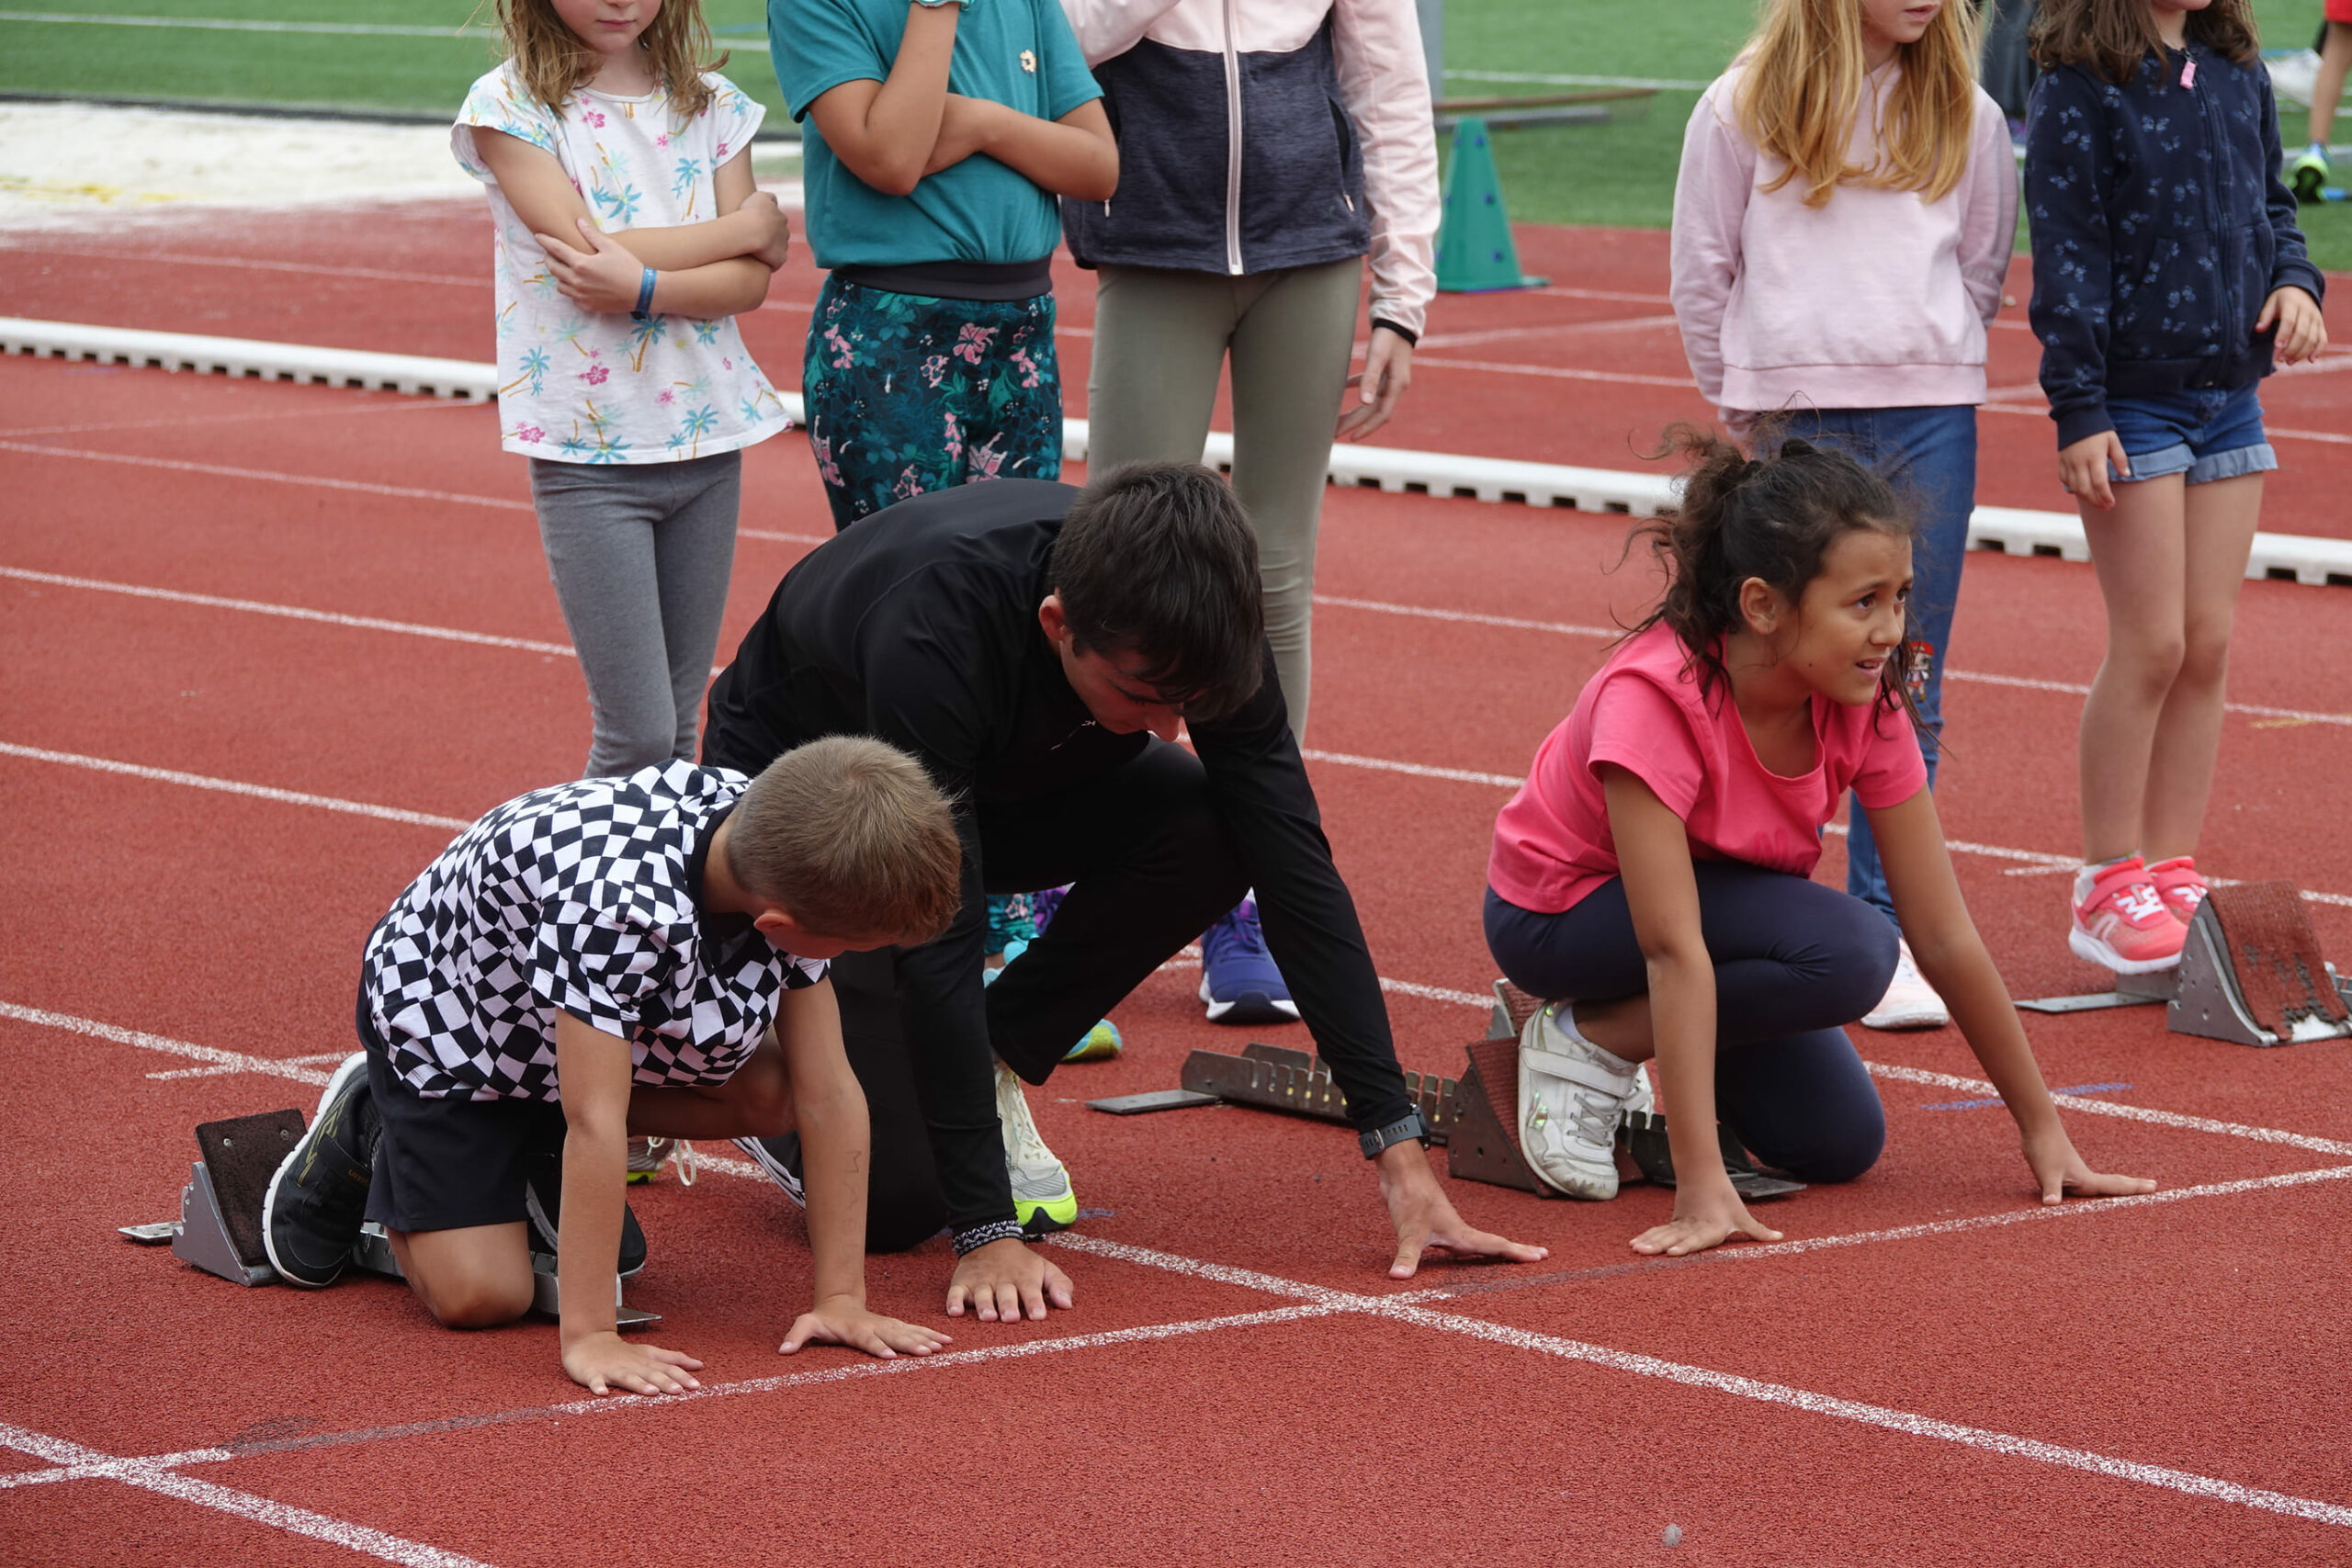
363, 761, 822, 1100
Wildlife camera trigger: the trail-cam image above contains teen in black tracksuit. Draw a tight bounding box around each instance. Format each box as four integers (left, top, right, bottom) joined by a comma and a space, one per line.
704, 468, 1538, 1318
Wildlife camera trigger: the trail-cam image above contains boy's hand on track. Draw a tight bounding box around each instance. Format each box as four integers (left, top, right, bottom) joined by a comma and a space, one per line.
781, 1294, 953, 1358
561, 1331, 705, 1397
945, 1237, 1074, 1322
1376, 1139, 1547, 1279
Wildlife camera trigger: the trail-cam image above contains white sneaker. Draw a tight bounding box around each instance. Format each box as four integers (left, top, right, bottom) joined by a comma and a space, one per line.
1517, 1001, 1643, 1200
1862, 939, 1950, 1031
996, 1061, 1079, 1234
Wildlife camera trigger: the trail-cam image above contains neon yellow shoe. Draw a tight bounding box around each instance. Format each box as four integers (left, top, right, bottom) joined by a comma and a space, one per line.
625, 1136, 697, 1186
995, 1060, 1079, 1234
1063, 1019, 1124, 1062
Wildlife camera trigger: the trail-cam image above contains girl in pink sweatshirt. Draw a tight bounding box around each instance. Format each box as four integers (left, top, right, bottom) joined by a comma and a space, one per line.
1670, 0, 2017, 1035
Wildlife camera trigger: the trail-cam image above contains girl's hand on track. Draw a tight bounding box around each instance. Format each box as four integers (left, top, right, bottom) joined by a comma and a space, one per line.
1337, 326, 1414, 443
945, 1236, 1074, 1322
535, 220, 649, 314
740, 192, 793, 271
780, 1294, 953, 1359
1629, 1183, 1783, 1257
2257, 286, 2328, 365
2058, 431, 2128, 510
1375, 1139, 1546, 1279
2020, 1125, 2157, 1206
560, 1331, 705, 1396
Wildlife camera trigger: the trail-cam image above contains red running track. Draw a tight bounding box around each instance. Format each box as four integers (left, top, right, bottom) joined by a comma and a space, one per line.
5, 206, 2352, 1566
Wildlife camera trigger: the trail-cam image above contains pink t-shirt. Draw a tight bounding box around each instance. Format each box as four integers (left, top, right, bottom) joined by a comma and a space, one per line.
1488, 622, 1928, 914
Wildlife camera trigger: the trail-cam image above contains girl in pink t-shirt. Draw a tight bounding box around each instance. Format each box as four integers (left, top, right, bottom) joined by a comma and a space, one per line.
1486, 433, 2152, 1258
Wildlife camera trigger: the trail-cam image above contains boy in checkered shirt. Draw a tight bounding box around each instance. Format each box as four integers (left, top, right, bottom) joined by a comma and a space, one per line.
261, 739, 963, 1396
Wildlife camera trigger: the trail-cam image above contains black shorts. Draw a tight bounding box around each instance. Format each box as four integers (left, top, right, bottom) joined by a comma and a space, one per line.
358, 996, 569, 1235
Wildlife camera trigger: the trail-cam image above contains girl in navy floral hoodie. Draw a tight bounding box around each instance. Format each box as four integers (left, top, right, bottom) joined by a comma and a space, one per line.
2024, 0, 2325, 974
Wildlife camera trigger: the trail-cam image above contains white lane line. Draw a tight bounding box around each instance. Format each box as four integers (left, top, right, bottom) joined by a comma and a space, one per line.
1299, 747, 1522, 789
1415, 316, 1679, 352
0, 567, 574, 657
1408, 355, 1700, 389
0, 742, 472, 831
1868, 1062, 2352, 1157
0, 1421, 499, 1567
0, 1002, 339, 1087
0, 1303, 1351, 1492
0, 400, 478, 441
1049, 1235, 2352, 1529
1312, 593, 2352, 728
0, 441, 534, 512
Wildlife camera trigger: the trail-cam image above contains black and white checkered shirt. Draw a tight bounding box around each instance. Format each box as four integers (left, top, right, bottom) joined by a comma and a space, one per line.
362, 761, 822, 1100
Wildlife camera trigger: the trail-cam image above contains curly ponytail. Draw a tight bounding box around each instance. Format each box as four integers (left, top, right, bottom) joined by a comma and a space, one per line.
1624, 424, 1920, 724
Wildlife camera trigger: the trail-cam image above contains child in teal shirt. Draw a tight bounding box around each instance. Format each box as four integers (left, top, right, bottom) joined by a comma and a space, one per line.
769, 0, 1114, 529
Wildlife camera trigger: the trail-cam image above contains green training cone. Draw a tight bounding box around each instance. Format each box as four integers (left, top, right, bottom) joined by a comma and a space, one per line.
1435, 117, 1547, 294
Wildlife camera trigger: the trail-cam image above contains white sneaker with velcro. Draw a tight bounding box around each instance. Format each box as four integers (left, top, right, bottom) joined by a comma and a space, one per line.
1517, 1000, 1645, 1200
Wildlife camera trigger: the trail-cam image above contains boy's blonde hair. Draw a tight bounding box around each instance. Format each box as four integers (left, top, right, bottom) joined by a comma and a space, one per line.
494, 0, 725, 119
727, 737, 963, 944
1735, 0, 1985, 209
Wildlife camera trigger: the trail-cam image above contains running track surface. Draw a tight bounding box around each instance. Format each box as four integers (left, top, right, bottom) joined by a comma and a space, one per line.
5, 203, 2352, 1566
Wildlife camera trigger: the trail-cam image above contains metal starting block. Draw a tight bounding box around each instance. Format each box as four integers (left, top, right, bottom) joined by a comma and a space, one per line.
2170, 881, 2352, 1047
123, 1109, 660, 1326
1444, 1032, 1803, 1201
1178, 1042, 1462, 1143
2015, 966, 2176, 1016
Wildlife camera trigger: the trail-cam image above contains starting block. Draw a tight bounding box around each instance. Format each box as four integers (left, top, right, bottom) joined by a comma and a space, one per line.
1453, 984, 1802, 1201
1178, 1042, 1462, 1141
123, 1109, 660, 1326
2170, 881, 2352, 1047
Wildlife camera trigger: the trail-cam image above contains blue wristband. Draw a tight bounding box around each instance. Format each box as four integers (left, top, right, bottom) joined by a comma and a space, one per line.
631, 265, 658, 321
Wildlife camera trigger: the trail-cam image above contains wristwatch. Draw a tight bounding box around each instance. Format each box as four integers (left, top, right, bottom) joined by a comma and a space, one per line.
1358, 1111, 1430, 1160
911, 0, 970, 9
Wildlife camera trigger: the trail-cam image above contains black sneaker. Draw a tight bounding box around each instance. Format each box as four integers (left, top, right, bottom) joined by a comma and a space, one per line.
523, 1149, 649, 1278
732, 1132, 807, 1208
261, 1052, 379, 1288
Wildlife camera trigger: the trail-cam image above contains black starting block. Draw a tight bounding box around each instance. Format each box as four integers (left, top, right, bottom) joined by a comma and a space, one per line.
122, 1109, 660, 1327
2170, 881, 2352, 1047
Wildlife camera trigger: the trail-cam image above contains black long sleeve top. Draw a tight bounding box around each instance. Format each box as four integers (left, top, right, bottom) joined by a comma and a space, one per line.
703, 480, 1415, 1245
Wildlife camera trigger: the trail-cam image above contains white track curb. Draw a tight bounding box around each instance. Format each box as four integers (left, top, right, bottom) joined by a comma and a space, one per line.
8, 317, 2351, 587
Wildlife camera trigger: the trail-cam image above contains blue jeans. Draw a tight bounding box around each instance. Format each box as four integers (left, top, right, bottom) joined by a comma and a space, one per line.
1780, 405, 1976, 927
1483, 868, 1894, 1181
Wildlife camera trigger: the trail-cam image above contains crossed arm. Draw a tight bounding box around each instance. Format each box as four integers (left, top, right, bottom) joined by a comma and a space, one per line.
806, 4, 1116, 200
469, 130, 790, 319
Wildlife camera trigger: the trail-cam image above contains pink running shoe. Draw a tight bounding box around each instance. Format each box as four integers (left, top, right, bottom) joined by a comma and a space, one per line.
2070, 855, 2185, 973
2146, 855, 2209, 925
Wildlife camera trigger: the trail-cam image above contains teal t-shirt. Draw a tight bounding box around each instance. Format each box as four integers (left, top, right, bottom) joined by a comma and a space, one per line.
770, 0, 1101, 267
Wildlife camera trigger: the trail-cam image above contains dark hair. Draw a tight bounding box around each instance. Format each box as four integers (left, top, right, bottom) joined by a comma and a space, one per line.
1626, 425, 1918, 724
1050, 462, 1265, 721
2029, 0, 2258, 82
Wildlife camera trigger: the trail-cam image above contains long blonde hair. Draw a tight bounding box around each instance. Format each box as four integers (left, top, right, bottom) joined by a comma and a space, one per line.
493, 0, 725, 119
1734, 0, 1984, 209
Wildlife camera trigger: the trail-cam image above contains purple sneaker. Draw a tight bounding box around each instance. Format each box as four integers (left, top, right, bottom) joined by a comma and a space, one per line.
1198, 897, 1299, 1026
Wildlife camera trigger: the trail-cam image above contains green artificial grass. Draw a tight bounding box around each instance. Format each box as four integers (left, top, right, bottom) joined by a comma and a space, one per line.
6, 0, 2350, 268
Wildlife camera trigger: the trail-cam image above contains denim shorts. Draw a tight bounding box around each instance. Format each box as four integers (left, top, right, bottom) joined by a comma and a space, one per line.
2108, 384, 2278, 486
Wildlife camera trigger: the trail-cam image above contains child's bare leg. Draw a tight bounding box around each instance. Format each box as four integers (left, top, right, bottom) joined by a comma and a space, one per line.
626, 1032, 796, 1142
2077, 476, 2189, 863
2141, 473, 2262, 860
387, 1222, 536, 1328
1563, 993, 1656, 1062
2315, 23, 2352, 149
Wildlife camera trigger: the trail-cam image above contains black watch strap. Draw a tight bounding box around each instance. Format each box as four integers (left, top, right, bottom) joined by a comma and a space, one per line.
1358, 1111, 1430, 1160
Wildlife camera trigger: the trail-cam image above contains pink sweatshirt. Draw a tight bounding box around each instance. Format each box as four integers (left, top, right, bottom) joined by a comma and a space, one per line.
1670, 62, 2018, 423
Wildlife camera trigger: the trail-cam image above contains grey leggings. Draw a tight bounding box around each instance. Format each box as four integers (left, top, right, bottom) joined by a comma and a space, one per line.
528, 450, 741, 778
1084, 257, 1361, 741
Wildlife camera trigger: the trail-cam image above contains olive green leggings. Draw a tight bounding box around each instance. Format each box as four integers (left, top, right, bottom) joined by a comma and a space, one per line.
1084, 257, 1362, 742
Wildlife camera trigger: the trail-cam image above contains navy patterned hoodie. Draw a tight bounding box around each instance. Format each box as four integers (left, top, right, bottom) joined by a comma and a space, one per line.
2023, 41, 2322, 448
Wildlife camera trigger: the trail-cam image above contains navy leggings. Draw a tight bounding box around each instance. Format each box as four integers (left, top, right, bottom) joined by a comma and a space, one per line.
1483, 863, 1896, 1182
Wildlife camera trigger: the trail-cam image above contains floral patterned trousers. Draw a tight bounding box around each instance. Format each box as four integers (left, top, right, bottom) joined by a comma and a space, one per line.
800, 275, 1063, 532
